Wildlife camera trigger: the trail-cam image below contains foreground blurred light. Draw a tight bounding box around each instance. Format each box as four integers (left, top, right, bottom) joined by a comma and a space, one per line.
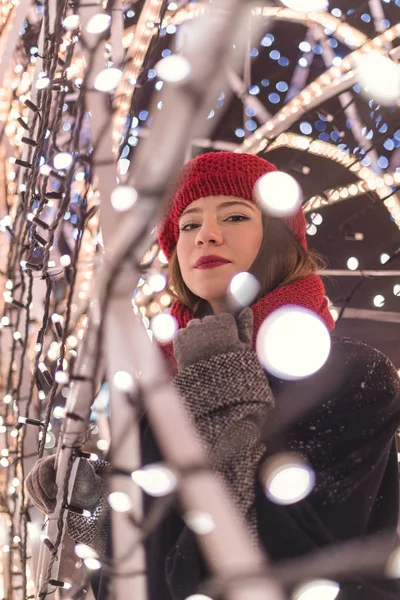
84, 557, 102, 570
60, 254, 71, 267
36, 77, 50, 90
261, 453, 315, 505
151, 313, 178, 343
184, 510, 216, 535
281, 0, 328, 11
131, 463, 177, 497
112, 370, 135, 393
255, 171, 302, 217
75, 543, 99, 559
110, 186, 137, 212
94, 68, 123, 92
86, 13, 111, 34
185, 596, 213, 600
256, 306, 331, 379
53, 406, 65, 419
108, 491, 132, 512
148, 273, 167, 293
155, 55, 191, 83
293, 579, 340, 600
373, 294, 385, 308
54, 153, 72, 170
354, 53, 400, 106
62, 14, 80, 30
347, 257, 359, 271
229, 272, 260, 309
385, 545, 400, 578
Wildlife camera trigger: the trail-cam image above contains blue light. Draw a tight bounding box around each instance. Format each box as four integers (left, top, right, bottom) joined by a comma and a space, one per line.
268, 93, 280, 104
330, 131, 341, 142
126, 9, 135, 17
235, 128, 245, 138
261, 79, 270, 87
250, 47, 259, 57
269, 50, 280, 61
394, 130, 400, 141
276, 81, 288, 93
361, 13, 371, 23
331, 8, 342, 17
328, 38, 338, 48
378, 156, 389, 169
121, 146, 129, 158
148, 69, 157, 79
207, 110, 215, 119
381, 19, 390, 28
249, 85, 260, 95
278, 56, 289, 67
138, 110, 148, 121
361, 156, 371, 166
384, 139, 395, 151
245, 106, 256, 117
218, 92, 225, 101
245, 119, 257, 132
161, 49, 171, 58
298, 57, 308, 67
300, 121, 312, 135
261, 34, 274, 47
315, 120, 326, 131
352, 83, 361, 93
312, 44, 323, 55
379, 123, 388, 134
319, 132, 330, 142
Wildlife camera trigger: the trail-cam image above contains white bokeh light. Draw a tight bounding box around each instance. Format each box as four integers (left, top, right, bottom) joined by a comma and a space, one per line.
254, 171, 302, 217
62, 14, 80, 30
131, 463, 177, 497
393, 284, 400, 297
53, 152, 72, 170
281, 0, 328, 10
151, 313, 178, 343
229, 272, 260, 309
94, 68, 123, 92
347, 256, 359, 271
373, 294, 385, 308
353, 53, 400, 106
110, 186, 138, 212
84, 557, 102, 570
75, 543, 99, 559
261, 453, 315, 505
184, 510, 216, 535
293, 579, 340, 600
380, 253, 390, 264
108, 491, 132, 513
310, 212, 323, 225
155, 55, 191, 83
148, 273, 167, 293
256, 306, 331, 379
112, 370, 135, 393
385, 545, 400, 578
86, 13, 111, 34
185, 596, 213, 600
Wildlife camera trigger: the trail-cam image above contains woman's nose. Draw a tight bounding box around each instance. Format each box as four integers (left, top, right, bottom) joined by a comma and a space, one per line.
195, 219, 223, 246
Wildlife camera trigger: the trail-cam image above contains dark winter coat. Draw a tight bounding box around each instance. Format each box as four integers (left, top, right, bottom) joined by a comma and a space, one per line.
79, 335, 400, 599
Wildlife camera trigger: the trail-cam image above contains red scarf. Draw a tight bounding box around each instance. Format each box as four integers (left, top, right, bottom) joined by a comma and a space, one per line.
160, 274, 335, 376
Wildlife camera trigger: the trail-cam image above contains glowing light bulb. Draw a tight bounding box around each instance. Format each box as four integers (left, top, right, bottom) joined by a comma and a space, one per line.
86, 13, 111, 34
60, 254, 71, 267
353, 53, 400, 106
393, 284, 400, 297
62, 14, 80, 30
293, 579, 340, 600
255, 171, 302, 217
112, 370, 135, 393
256, 306, 331, 379
229, 272, 260, 309
108, 491, 132, 512
53, 406, 65, 419
155, 55, 191, 83
261, 453, 315, 505
151, 313, 178, 343
373, 294, 385, 308
310, 212, 323, 225
347, 257, 359, 270
35, 77, 50, 90
97, 439, 109, 451
280, 0, 328, 10
84, 557, 102, 570
75, 544, 99, 559
94, 68, 123, 92
131, 463, 177, 497
380, 253, 390, 264
110, 185, 137, 212
53, 152, 72, 170
148, 273, 167, 293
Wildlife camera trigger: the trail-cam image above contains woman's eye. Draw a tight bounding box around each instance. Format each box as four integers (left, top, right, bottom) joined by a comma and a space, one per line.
180, 222, 199, 232
180, 214, 249, 232
225, 214, 249, 222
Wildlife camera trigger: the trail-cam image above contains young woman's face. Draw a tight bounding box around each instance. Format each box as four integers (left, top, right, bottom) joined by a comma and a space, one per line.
176, 195, 263, 313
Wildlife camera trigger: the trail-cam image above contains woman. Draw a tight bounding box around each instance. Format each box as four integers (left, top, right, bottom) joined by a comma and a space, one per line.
27, 152, 400, 600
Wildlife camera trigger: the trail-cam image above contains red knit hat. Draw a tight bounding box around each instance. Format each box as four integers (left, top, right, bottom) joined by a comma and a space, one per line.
158, 152, 307, 259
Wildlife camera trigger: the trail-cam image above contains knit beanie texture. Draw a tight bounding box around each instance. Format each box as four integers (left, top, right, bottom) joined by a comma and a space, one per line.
158, 151, 307, 259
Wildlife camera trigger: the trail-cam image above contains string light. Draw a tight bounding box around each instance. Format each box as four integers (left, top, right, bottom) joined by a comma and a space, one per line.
353, 53, 400, 106
155, 55, 191, 83
255, 171, 303, 217
131, 463, 177, 497
94, 68, 123, 92
150, 313, 178, 343
110, 185, 138, 212
261, 453, 315, 505
85, 14, 111, 34
256, 306, 331, 379
293, 579, 340, 600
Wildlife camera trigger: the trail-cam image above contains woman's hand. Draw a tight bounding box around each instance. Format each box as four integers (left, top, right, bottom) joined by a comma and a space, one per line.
173, 307, 253, 372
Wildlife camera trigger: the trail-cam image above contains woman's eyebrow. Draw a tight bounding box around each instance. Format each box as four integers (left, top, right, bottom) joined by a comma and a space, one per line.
180, 200, 255, 219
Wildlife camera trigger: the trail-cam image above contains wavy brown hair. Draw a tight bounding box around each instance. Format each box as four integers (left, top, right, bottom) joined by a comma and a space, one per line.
167, 214, 327, 317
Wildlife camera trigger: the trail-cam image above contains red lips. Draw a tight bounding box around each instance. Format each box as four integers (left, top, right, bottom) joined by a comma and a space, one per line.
194, 255, 231, 269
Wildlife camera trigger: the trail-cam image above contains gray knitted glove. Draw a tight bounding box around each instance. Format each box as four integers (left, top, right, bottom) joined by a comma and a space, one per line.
173, 307, 253, 372
26, 455, 102, 515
